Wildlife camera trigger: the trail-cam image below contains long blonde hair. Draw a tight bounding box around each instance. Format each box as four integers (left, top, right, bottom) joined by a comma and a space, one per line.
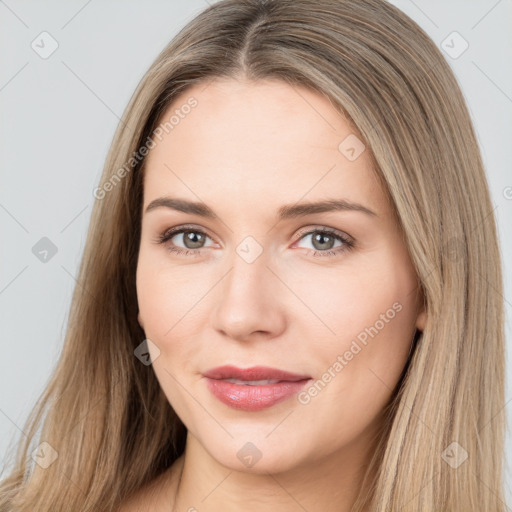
1, 0, 506, 510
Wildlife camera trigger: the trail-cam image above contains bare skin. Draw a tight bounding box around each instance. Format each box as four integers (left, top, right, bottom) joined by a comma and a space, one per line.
126, 77, 427, 511
121, 456, 184, 511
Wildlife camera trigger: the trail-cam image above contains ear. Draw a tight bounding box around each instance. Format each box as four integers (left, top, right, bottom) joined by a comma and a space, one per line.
415, 303, 427, 332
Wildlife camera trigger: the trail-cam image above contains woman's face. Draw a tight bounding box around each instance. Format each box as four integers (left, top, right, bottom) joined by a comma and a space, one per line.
136, 78, 426, 474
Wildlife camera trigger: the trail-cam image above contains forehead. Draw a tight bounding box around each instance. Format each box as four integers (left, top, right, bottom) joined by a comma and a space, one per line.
142, 78, 387, 218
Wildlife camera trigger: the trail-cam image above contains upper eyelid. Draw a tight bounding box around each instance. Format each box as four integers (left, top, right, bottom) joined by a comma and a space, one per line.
295, 225, 352, 241
161, 224, 216, 242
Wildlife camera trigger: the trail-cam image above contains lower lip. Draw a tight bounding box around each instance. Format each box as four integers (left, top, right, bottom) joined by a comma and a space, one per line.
204, 378, 311, 411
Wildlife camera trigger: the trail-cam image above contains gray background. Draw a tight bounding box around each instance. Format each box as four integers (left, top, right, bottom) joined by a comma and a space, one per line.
1, 0, 511, 505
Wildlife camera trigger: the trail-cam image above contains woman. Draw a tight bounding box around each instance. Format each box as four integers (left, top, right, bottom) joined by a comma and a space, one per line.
0, 0, 507, 511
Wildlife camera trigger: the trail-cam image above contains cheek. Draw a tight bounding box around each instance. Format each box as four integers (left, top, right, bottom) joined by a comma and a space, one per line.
295, 251, 418, 401
286, 257, 414, 347
136, 255, 200, 402
136, 248, 206, 339
136, 263, 173, 338
295, 288, 415, 452
135, 251, 213, 384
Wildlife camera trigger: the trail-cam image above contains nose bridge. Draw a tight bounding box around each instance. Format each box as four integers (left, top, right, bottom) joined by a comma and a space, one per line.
222, 239, 274, 308
211, 238, 286, 339
220, 228, 269, 284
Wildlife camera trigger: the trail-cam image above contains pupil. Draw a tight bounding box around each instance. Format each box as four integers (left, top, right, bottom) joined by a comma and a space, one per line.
314, 232, 333, 250
184, 231, 204, 249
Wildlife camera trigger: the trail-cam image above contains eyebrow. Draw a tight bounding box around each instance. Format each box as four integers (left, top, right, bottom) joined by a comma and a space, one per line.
145, 197, 377, 219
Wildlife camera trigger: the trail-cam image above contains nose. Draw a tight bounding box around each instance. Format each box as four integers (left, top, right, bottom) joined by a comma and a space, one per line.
211, 246, 287, 342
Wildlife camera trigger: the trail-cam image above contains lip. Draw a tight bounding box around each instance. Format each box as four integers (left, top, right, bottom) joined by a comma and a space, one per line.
202, 365, 312, 411
202, 365, 310, 382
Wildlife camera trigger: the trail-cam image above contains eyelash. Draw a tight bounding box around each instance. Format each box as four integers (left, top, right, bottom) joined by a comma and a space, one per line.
154, 224, 355, 259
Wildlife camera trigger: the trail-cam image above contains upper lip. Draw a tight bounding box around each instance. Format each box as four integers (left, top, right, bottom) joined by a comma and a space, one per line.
202, 365, 311, 382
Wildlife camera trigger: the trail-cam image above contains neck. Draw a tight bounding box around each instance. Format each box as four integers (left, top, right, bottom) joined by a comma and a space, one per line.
171, 430, 379, 512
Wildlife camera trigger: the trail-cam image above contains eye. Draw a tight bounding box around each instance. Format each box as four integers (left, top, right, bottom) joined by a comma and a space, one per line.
154, 225, 354, 259
154, 225, 215, 257
293, 227, 354, 258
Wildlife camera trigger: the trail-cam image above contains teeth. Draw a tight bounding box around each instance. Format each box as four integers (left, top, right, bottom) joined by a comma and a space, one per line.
224, 378, 280, 385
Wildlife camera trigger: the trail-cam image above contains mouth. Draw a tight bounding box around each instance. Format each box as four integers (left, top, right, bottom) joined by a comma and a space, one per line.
202, 365, 311, 382
202, 365, 312, 411
222, 378, 282, 385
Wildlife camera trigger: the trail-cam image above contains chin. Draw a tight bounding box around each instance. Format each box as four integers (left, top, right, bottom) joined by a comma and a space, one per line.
198, 434, 309, 475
